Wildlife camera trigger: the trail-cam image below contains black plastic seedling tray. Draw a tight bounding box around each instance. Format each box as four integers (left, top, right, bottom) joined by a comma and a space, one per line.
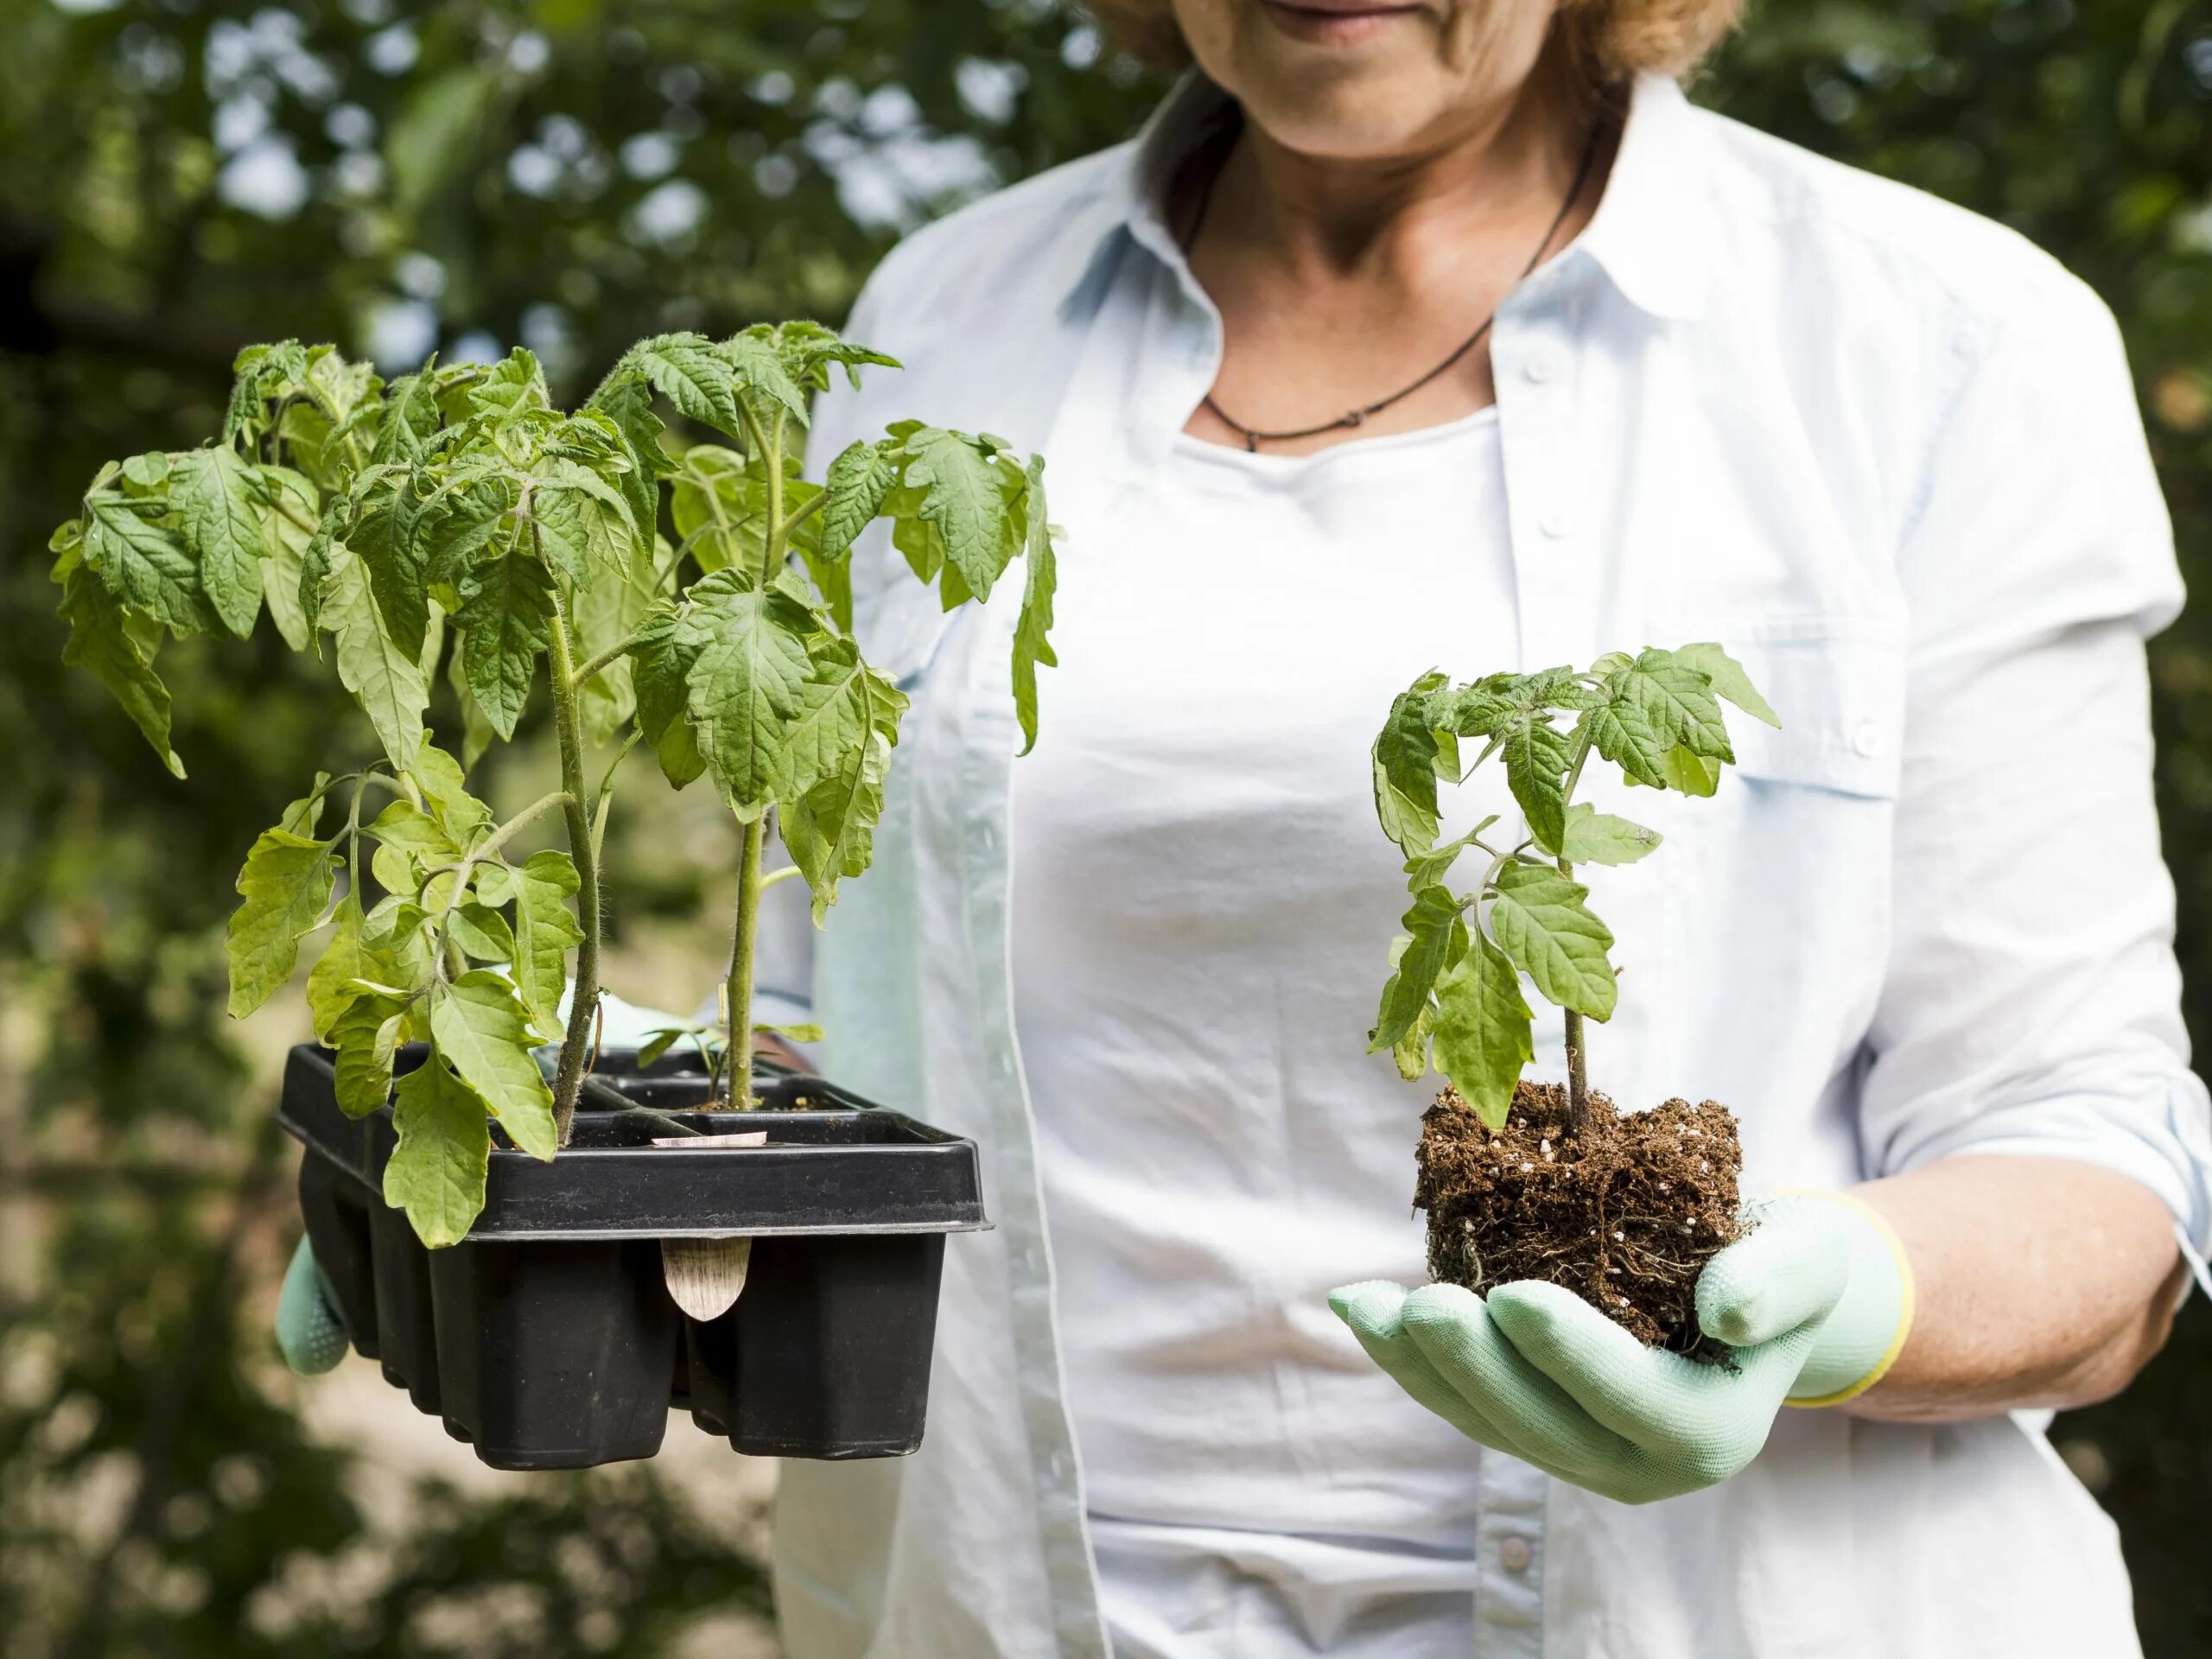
279, 1042, 988, 1471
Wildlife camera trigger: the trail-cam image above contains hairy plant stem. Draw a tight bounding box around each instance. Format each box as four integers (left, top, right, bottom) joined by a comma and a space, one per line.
544, 611, 602, 1145
568, 625, 653, 691
726, 816, 765, 1109
1558, 732, 1596, 1135
718, 404, 790, 1109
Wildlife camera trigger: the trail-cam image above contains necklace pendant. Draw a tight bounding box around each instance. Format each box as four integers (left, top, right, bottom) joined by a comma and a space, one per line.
1342, 410, 1365, 429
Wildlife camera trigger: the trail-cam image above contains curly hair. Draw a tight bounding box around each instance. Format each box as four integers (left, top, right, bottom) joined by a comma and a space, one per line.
1086, 0, 1746, 84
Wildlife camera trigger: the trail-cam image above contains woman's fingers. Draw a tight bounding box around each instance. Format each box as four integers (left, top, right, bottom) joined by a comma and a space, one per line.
275, 1236, 350, 1376
1397, 1282, 1636, 1477
1484, 1279, 1822, 1480
1694, 1206, 1851, 1348
1331, 1281, 1594, 1474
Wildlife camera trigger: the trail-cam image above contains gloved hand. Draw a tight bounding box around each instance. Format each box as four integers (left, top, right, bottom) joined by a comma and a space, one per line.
275, 1236, 351, 1376
1330, 1192, 1914, 1504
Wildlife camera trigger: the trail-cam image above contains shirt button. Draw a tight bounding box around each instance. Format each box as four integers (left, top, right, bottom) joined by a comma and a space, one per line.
1523, 353, 1557, 385
1498, 1536, 1534, 1573
1851, 721, 1884, 759
1540, 511, 1571, 539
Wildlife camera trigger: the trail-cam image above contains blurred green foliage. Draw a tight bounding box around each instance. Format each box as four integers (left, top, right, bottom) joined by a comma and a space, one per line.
0, 0, 2208, 1653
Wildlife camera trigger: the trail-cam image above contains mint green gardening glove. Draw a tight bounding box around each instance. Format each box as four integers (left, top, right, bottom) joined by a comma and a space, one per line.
1331, 1193, 1914, 1504
275, 1236, 351, 1376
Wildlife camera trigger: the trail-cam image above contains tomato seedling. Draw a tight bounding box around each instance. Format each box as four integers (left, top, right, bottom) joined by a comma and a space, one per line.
51, 327, 1056, 1244
1368, 645, 1775, 1131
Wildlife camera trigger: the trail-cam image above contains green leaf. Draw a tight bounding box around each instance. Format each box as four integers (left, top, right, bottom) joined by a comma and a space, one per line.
1431, 932, 1535, 1130
413, 736, 494, 846
329, 992, 409, 1118
1389, 987, 1439, 1082
168, 447, 270, 638
1609, 649, 1733, 761
1433, 680, 1515, 738
629, 603, 708, 789
1675, 642, 1779, 728
1661, 746, 1722, 796
1557, 804, 1662, 866
298, 513, 337, 644
82, 495, 215, 634
1585, 694, 1671, 788
1369, 885, 1470, 1054
257, 467, 320, 651
625, 333, 748, 441
1012, 456, 1058, 753
783, 728, 893, 924
466, 347, 549, 421
372, 369, 444, 468
368, 798, 460, 861
637, 1027, 693, 1069
323, 544, 429, 770
1500, 709, 1573, 854
455, 543, 555, 741
510, 850, 584, 1041
276, 772, 331, 838
345, 477, 437, 659
585, 370, 676, 540
301, 345, 380, 428
533, 459, 636, 588
573, 547, 658, 747
715, 329, 811, 427
448, 902, 517, 963
1402, 817, 1497, 891
817, 439, 898, 564
304, 889, 367, 1040
384, 1056, 493, 1248
428, 972, 559, 1161
54, 559, 183, 779
1372, 671, 1447, 856
897, 428, 1021, 602
221, 340, 308, 444
120, 451, 171, 489
888, 507, 944, 586
781, 634, 909, 804
769, 320, 899, 393
682, 575, 816, 818
444, 639, 496, 770
226, 829, 335, 1018
1486, 861, 1617, 1021
417, 476, 514, 621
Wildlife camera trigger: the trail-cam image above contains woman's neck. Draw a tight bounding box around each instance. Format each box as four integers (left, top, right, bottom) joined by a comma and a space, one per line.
1176, 44, 1614, 454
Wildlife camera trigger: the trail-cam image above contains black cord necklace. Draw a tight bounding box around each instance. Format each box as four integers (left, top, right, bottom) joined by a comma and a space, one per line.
1185, 124, 1604, 453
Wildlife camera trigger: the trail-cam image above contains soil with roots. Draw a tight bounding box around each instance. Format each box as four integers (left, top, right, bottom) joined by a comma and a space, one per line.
1414, 1080, 1744, 1358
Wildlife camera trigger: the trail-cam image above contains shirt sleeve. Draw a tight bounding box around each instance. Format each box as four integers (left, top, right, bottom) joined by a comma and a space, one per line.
1859, 270, 2212, 1272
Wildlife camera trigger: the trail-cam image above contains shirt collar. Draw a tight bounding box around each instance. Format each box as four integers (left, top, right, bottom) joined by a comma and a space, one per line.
1075, 68, 1713, 324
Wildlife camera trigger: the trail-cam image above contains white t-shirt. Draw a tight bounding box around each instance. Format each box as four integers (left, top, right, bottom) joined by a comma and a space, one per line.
1013, 409, 1522, 1656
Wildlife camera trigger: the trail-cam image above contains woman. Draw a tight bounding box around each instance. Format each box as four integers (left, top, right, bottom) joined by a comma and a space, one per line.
280, 0, 2209, 1653
768, 2, 2209, 1654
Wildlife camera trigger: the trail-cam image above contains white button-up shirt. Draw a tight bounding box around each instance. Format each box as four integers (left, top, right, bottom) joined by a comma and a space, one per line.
763, 71, 2212, 1659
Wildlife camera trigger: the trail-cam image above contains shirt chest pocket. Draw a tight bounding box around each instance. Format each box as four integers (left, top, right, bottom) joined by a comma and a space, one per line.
1618, 615, 1906, 925
1659, 614, 1908, 803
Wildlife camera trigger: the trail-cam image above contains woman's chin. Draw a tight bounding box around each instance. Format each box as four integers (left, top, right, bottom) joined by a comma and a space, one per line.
1226, 8, 1466, 156
1235, 74, 1458, 162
